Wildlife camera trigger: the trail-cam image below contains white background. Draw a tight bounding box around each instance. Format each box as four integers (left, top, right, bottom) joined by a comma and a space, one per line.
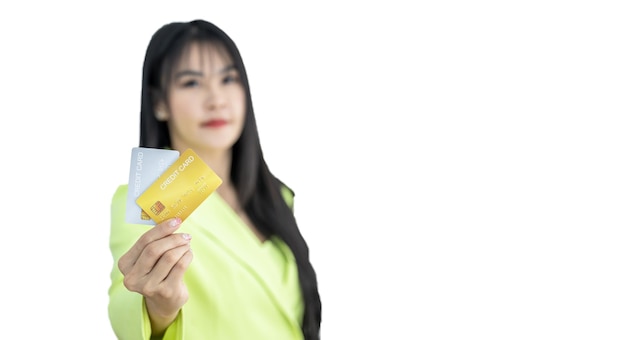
1, 1, 625, 339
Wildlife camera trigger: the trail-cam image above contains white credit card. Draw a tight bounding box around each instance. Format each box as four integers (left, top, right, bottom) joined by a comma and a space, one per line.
126, 147, 180, 224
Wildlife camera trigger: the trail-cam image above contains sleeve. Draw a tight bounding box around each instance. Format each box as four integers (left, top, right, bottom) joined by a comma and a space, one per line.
107, 185, 185, 340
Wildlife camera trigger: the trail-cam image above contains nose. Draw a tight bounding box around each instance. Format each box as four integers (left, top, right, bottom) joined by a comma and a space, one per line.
204, 85, 227, 110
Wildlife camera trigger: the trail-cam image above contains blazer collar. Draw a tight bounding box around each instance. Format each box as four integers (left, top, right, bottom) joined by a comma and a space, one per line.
186, 193, 301, 321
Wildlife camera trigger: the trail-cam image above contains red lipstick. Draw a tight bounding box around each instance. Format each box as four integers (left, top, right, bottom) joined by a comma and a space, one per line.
203, 119, 227, 128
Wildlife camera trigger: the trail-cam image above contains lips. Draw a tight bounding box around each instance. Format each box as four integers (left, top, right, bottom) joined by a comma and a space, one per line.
203, 119, 227, 128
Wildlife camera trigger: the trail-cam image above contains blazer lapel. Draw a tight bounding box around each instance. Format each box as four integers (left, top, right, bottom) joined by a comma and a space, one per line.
185, 193, 299, 322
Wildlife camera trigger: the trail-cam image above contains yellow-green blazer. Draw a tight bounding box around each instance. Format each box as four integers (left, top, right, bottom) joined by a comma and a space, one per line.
108, 185, 304, 339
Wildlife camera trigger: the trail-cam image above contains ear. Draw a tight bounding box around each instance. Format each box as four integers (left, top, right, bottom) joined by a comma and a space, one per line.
154, 103, 170, 121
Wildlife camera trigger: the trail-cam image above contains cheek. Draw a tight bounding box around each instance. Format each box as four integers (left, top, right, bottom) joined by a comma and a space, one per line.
232, 89, 246, 118
169, 96, 185, 114
170, 95, 199, 117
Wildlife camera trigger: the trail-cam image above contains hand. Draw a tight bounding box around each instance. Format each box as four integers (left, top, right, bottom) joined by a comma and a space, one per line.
118, 217, 193, 335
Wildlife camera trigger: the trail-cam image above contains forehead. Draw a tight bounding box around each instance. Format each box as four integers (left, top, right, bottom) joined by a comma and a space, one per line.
174, 42, 233, 71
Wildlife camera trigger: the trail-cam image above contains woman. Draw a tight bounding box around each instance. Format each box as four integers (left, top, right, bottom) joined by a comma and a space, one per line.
108, 19, 321, 340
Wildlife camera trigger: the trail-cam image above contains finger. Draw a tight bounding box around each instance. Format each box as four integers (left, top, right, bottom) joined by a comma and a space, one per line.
145, 243, 193, 287
121, 235, 191, 293
119, 218, 182, 273
133, 232, 192, 276
162, 248, 194, 284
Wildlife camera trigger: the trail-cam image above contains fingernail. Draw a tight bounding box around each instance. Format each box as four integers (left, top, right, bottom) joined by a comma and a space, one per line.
182, 233, 192, 240
169, 218, 181, 228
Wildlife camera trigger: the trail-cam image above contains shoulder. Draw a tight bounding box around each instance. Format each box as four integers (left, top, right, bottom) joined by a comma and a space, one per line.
276, 178, 295, 210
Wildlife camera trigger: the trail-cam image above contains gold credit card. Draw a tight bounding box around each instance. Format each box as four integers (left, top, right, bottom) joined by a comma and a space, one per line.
136, 148, 222, 223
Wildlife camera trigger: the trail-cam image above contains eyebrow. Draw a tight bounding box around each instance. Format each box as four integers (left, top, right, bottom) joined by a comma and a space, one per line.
173, 65, 237, 80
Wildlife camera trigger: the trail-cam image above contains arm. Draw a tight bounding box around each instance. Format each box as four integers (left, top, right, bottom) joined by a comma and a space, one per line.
108, 185, 192, 339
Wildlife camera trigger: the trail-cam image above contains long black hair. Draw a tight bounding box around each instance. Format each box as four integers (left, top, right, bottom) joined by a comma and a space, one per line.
138, 19, 321, 339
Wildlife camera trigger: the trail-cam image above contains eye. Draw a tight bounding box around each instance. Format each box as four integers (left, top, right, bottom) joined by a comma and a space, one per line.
222, 73, 240, 84
182, 79, 200, 88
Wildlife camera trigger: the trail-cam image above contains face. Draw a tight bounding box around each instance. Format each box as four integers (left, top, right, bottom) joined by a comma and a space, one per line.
163, 42, 246, 155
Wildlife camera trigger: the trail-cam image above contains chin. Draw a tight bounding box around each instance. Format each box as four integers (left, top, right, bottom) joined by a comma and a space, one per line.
202, 140, 237, 151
